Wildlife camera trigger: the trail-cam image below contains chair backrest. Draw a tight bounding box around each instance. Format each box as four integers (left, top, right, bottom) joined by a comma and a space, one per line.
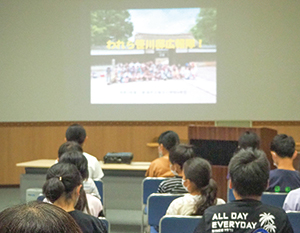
98, 217, 110, 233
147, 193, 183, 227
37, 195, 45, 202
142, 177, 167, 205
261, 192, 287, 208
159, 215, 202, 233
228, 190, 287, 208
227, 188, 235, 202
94, 180, 104, 204
287, 211, 300, 232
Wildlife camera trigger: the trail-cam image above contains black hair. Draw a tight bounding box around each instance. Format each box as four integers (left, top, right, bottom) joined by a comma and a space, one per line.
58, 141, 83, 158
238, 131, 260, 150
0, 201, 82, 233
65, 124, 86, 145
169, 144, 195, 169
58, 151, 91, 214
43, 163, 82, 203
59, 151, 89, 180
270, 134, 295, 158
158, 131, 180, 151
183, 157, 217, 215
229, 148, 269, 198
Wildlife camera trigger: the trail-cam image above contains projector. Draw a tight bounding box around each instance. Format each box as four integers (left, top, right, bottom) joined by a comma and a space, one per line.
103, 152, 133, 164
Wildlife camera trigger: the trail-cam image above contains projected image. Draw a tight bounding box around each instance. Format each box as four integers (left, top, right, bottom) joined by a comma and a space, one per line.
90, 8, 216, 104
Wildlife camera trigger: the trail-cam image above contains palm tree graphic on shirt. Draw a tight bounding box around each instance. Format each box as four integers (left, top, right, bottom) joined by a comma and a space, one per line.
259, 213, 276, 233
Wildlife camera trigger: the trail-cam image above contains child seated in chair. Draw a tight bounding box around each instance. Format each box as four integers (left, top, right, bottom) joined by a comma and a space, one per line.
193, 149, 293, 233
166, 157, 225, 216
158, 144, 195, 194
267, 134, 300, 193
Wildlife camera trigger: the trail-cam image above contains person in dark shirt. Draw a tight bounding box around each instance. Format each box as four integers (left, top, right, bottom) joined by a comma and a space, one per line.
237, 131, 260, 151
267, 134, 300, 193
43, 163, 107, 233
194, 149, 293, 233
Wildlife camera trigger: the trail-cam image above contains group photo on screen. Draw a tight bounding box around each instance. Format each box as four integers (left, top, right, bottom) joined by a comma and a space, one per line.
90, 8, 217, 104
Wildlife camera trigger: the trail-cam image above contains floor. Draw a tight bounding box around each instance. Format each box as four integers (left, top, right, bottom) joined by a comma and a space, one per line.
0, 187, 141, 233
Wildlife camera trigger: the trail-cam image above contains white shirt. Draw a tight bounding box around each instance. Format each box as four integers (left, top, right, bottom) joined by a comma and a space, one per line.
83, 152, 104, 180
83, 178, 100, 199
166, 193, 225, 216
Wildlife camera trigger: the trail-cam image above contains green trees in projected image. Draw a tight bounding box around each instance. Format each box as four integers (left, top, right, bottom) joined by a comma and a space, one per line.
191, 8, 217, 45
91, 10, 133, 47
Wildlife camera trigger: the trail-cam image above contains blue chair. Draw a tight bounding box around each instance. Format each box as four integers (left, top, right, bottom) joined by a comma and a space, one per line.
261, 192, 287, 208
98, 217, 110, 233
287, 211, 300, 232
37, 195, 45, 202
227, 188, 235, 202
141, 178, 166, 232
147, 194, 183, 233
142, 178, 167, 207
228, 190, 287, 208
159, 215, 202, 233
94, 180, 104, 204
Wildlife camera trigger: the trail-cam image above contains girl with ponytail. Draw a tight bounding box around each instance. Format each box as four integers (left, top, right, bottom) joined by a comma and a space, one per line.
166, 157, 225, 215
43, 163, 107, 233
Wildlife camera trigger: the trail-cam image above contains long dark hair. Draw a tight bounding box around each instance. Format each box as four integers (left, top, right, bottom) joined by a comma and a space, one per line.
58, 151, 90, 214
43, 163, 83, 207
183, 157, 217, 215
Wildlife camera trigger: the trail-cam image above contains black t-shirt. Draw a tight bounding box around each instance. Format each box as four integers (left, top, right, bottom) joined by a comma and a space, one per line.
267, 169, 300, 193
69, 210, 107, 233
194, 199, 293, 233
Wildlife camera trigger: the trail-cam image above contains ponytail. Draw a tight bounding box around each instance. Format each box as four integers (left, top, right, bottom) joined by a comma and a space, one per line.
43, 163, 82, 203
43, 176, 65, 203
192, 178, 218, 215
74, 187, 91, 215
183, 157, 218, 216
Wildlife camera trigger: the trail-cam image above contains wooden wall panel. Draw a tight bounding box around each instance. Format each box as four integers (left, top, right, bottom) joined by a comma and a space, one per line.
253, 121, 300, 142
0, 121, 299, 185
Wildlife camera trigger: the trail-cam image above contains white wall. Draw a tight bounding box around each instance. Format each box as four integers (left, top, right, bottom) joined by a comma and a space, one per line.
1, 0, 299, 121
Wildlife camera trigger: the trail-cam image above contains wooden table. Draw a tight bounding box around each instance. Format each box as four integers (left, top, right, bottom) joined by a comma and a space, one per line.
17, 159, 150, 210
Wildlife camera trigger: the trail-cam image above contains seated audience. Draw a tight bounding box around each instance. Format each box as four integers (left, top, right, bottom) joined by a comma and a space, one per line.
166, 157, 225, 215
66, 123, 104, 180
58, 150, 103, 217
267, 134, 300, 193
193, 149, 293, 233
158, 144, 195, 193
146, 130, 180, 177
283, 187, 300, 211
237, 131, 260, 151
58, 145, 101, 199
43, 163, 107, 233
0, 201, 82, 233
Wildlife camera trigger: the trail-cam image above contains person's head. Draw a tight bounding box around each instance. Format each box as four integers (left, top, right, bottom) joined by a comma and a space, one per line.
270, 134, 296, 159
229, 148, 269, 199
65, 124, 86, 145
58, 141, 83, 159
182, 157, 218, 215
43, 163, 82, 205
59, 151, 89, 180
158, 131, 180, 156
238, 131, 260, 150
169, 144, 195, 175
0, 201, 82, 233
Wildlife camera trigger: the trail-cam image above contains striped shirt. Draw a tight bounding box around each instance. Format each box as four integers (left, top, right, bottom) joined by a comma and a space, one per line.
157, 176, 188, 194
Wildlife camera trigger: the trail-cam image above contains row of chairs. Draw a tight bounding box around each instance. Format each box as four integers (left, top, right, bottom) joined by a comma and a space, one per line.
228, 188, 288, 208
